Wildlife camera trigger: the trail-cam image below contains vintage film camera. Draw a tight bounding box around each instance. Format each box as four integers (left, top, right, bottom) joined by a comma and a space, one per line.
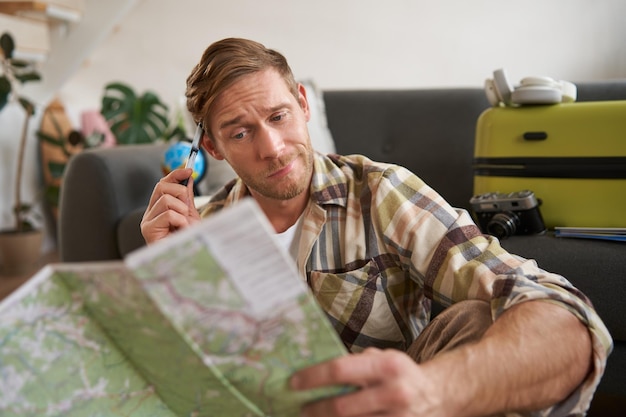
469, 190, 546, 239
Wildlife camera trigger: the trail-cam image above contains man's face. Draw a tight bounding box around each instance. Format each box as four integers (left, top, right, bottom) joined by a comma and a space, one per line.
203, 69, 314, 202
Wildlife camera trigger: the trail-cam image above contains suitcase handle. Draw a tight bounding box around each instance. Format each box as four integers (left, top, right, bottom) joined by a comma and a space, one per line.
523, 132, 548, 141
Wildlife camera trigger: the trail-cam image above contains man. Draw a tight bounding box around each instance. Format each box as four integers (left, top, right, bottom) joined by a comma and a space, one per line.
141, 38, 611, 416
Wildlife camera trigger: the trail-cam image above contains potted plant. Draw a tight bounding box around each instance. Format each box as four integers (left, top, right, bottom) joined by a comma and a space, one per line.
100, 81, 186, 144
0, 32, 43, 275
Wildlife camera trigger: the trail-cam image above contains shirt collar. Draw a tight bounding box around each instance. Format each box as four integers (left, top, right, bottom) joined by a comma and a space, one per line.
310, 152, 349, 208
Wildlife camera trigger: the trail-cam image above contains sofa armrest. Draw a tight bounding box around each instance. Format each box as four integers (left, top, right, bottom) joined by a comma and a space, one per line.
500, 234, 624, 340
500, 234, 626, 401
58, 143, 167, 262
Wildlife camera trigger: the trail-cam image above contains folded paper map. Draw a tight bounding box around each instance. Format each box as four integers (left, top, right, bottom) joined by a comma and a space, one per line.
0, 198, 349, 416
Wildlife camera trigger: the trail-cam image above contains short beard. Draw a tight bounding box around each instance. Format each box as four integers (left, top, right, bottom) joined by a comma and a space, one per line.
238, 150, 314, 201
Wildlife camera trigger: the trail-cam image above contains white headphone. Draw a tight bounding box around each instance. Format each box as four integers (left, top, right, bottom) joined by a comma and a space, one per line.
485, 68, 577, 107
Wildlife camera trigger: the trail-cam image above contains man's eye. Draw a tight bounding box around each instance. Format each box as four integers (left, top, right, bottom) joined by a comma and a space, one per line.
271, 113, 284, 122
233, 131, 246, 140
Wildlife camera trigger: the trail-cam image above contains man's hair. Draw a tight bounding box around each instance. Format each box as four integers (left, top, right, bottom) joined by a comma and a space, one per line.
185, 38, 298, 137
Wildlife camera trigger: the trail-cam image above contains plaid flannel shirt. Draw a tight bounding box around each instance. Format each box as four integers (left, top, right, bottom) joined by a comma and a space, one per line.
201, 152, 611, 416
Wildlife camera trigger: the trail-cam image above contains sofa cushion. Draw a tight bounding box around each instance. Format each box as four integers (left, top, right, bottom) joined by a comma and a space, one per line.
324, 89, 491, 210
500, 234, 624, 341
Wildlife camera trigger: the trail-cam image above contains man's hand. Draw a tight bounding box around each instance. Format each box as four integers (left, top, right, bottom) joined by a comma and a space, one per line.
140, 168, 201, 244
290, 348, 448, 417
291, 301, 592, 417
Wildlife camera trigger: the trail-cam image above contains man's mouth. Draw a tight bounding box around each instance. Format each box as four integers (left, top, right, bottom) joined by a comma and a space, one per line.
267, 157, 296, 178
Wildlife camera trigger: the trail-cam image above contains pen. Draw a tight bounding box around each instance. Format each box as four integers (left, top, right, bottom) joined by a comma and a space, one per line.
181, 122, 203, 186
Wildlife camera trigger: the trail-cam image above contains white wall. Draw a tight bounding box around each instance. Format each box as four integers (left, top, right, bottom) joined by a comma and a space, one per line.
57, 0, 626, 113
1, 0, 626, 245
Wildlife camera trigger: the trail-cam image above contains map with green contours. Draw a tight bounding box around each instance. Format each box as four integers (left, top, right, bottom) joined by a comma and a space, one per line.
0, 265, 179, 417
0, 199, 349, 416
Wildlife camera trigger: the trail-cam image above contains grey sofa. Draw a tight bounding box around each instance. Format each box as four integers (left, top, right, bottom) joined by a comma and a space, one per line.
59, 81, 626, 415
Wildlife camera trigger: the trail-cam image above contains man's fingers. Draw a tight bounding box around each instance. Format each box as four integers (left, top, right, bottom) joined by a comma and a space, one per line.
169, 167, 194, 183
300, 382, 392, 417
294, 350, 433, 417
291, 348, 390, 391
147, 168, 194, 208
141, 167, 200, 244
141, 191, 199, 244
146, 191, 191, 216
141, 206, 196, 244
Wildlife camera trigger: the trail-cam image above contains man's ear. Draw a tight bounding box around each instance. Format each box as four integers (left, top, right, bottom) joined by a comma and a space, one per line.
297, 83, 311, 122
202, 134, 225, 160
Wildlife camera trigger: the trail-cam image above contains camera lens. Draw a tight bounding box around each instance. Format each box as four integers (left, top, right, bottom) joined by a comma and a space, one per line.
487, 212, 520, 239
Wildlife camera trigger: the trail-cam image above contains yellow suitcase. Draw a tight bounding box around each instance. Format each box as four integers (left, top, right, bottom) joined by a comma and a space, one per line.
473, 101, 626, 229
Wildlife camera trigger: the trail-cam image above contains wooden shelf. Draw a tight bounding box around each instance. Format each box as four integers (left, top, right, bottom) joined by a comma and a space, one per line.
0, 1, 84, 23
0, 12, 50, 60
0, 1, 84, 61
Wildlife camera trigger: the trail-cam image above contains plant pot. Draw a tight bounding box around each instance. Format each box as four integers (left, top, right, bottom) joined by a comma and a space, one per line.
0, 229, 44, 276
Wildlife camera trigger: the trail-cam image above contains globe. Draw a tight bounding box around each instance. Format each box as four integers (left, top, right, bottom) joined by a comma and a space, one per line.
162, 141, 207, 181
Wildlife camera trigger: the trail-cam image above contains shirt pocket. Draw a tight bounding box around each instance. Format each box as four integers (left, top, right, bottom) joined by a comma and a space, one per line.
309, 259, 412, 352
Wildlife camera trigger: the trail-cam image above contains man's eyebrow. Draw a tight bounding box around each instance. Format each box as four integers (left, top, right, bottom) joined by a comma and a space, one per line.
218, 103, 290, 130
219, 115, 243, 130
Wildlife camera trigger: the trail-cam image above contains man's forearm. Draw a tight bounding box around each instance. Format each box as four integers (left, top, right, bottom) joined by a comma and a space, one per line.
422, 300, 593, 417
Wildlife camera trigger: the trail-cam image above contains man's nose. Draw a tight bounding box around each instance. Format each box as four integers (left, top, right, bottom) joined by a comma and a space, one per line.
257, 126, 285, 159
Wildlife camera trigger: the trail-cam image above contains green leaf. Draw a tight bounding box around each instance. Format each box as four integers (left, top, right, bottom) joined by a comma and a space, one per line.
0, 33, 15, 59
36, 131, 65, 147
36, 112, 75, 157
47, 161, 66, 179
14, 203, 32, 215
0, 75, 11, 93
44, 185, 61, 208
15, 72, 41, 84
9, 59, 30, 69
105, 82, 136, 97
45, 185, 61, 207
0, 76, 10, 111
18, 97, 35, 115
48, 109, 65, 135
18, 220, 35, 232
100, 82, 171, 144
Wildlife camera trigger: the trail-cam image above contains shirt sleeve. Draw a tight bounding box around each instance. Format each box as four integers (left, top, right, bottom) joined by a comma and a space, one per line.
372, 164, 612, 416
